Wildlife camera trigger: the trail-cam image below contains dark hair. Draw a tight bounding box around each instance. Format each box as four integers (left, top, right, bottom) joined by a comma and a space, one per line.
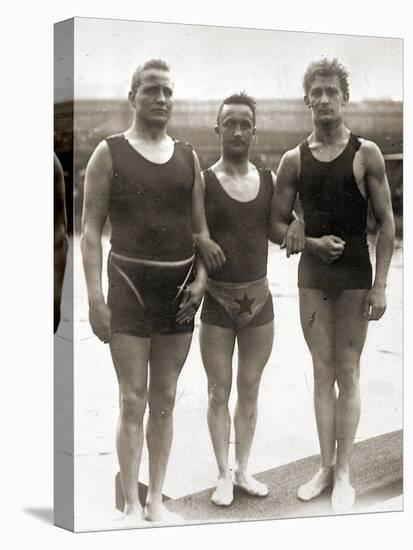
130, 59, 170, 99
303, 58, 349, 98
216, 92, 256, 126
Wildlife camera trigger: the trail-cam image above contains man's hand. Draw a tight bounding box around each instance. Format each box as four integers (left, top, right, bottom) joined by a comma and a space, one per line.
176, 281, 205, 324
89, 301, 112, 343
282, 219, 305, 257
363, 287, 387, 321
195, 235, 226, 272
313, 235, 346, 263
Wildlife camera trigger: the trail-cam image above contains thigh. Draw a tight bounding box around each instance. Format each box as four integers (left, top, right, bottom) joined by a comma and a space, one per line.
200, 323, 236, 388
237, 321, 274, 386
109, 333, 151, 393
149, 332, 193, 392
334, 289, 369, 362
299, 288, 335, 363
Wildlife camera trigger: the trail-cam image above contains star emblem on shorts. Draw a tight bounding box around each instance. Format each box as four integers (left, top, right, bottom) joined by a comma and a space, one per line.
235, 293, 255, 315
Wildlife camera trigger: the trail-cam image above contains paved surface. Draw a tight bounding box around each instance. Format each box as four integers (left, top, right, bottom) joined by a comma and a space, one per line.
55, 237, 403, 532
166, 430, 403, 524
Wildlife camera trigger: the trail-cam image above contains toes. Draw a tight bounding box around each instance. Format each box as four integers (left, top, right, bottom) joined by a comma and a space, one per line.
211, 480, 234, 506
234, 477, 268, 497
331, 484, 355, 511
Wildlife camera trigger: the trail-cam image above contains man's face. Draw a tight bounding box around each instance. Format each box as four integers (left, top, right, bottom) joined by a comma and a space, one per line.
216, 103, 256, 158
305, 75, 348, 126
131, 68, 174, 128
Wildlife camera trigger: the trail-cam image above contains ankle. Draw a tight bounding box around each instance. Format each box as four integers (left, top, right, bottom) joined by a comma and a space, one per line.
218, 472, 232, 482
124, 502, 142, 515
320, 464, 334, 474
334, 464, 350, 479
145, 495, 163, 508
234, 464, 248, 477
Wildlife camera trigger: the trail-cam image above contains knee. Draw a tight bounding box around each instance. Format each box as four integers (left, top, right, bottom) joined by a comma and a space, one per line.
119, 386, 147, 425
148, 387, 177, 419
237, 378, 260, 405
336, 361, 360, 393
208, 382, 230, 410
312, 357, 336, 390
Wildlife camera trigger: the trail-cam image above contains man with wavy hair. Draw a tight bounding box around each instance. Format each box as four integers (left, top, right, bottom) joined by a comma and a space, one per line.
271, 58, 395, 511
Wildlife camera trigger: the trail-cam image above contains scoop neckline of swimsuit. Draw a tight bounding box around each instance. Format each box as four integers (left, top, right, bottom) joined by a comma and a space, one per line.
207, 167, 262, 204
122, 134, 177, 166
306, 132, 353, 164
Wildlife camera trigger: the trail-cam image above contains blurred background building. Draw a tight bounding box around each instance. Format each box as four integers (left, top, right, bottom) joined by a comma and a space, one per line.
54, 98, 402, 235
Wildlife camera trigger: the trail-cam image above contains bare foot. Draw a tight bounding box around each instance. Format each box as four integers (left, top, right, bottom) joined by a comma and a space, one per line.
331, 469, 355, 511
297, 467, 333, 501
211, 477, 233, 506
112, 506, 146, 528
143, 502, 183, 523
233, 472, 269, 497
124, 502, 143, 516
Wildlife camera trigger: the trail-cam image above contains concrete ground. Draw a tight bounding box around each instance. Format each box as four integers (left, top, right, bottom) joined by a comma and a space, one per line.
55, 237, 403, 532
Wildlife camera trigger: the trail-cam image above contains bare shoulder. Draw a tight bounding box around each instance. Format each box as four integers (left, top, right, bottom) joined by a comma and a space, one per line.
192, 148, 201, 168
282, 145, 300, 165
358, 138, 385, 166
277, 145, 301, 180
87, 139, 113, 173
84, 139, 113, 208
207, 160, 221, 175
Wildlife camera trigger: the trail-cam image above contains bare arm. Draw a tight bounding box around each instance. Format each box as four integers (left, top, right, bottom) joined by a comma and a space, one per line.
176, 151, 211, 324
362, 141, 395, 320
54, 152, 69, 333
269, 169, 305, 256
191, 151, 226, 272
269, 150, 300, 244
80, 140, 112, 341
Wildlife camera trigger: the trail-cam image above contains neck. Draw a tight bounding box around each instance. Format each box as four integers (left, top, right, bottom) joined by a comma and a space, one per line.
313, 119, 349, 144
220, 152, 250, 175
131, 117, 168, 142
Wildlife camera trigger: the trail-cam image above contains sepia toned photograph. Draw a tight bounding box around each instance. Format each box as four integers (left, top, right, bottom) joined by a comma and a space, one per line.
54, 16, 402, 532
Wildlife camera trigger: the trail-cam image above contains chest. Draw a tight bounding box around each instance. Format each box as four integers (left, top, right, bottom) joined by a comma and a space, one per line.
125, 138, 175, 164
302, 147, 367, 200
216, 172, 261, 202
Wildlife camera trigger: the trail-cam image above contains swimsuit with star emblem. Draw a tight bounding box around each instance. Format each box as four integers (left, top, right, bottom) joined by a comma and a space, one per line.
200, 167, 274, 329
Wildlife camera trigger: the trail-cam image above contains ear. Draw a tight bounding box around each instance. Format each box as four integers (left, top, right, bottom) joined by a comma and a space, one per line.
214, 125, 220, 137
342, 93, 349, 105
304, 95, 311, 107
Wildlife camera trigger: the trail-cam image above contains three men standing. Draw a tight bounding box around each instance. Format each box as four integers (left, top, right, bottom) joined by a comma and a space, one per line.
81, 57, 395, 521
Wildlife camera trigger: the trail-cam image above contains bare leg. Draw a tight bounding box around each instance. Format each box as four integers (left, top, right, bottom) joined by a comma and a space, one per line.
144, 332, 192, 522
332, 289, 369, 511
297, 289, 336, 500
110, 333, 150, 517
200, 323, 236, 506
233, 321, 273, 497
